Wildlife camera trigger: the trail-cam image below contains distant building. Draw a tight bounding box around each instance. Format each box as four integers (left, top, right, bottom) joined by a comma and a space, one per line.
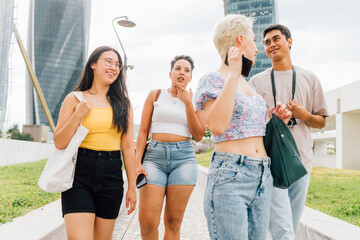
223, 0, 278, 78
312, 80, 360, 170
26, 0, 91, 126
0, 0, 14, 131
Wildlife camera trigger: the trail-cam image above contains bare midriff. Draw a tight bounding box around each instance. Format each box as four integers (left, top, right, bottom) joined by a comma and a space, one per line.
152, 133, 190, 142
214, 136, 267, 158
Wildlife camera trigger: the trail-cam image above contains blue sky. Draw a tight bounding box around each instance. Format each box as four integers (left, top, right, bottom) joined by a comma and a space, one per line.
5, 0, 360, 128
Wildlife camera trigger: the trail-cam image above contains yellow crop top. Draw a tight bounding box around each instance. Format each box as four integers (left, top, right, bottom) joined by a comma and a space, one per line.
80, 107, 122, 151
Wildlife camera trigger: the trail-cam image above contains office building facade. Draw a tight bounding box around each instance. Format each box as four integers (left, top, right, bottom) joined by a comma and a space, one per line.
223, 0, 278, 78
0, 0, 14, 131
26, 0, 91, 126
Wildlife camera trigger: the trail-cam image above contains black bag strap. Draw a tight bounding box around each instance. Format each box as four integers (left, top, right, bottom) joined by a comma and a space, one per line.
270, 66, 296, 107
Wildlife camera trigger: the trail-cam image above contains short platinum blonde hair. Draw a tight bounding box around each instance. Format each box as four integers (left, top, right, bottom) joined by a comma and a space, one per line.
213, 14, 254, 58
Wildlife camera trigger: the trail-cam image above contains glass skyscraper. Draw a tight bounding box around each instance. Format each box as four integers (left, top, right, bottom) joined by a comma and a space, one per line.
223, 0, 278, 78
0, 0, 14, 131
26, 0, 91, 127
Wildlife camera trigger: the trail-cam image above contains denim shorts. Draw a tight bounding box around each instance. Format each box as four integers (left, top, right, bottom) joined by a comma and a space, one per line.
61, 148, 124, 219
142, 140, 198, 187
204, 151, 273, 240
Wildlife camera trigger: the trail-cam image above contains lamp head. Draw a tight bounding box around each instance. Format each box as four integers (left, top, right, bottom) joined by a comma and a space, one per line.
126, 65, 135, 70
117, 18, 136, 28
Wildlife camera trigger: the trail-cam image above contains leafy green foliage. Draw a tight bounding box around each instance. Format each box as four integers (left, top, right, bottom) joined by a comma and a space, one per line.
6, 124, 33, 141
0, 160, 60, 225
204, 127, 212, 139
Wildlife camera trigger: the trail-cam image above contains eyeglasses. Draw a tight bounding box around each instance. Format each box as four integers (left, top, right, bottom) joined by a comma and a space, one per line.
104, 58, 122, 71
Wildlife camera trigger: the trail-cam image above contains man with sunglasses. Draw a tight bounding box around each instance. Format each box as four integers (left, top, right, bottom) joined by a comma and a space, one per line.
250, 24, 329, 240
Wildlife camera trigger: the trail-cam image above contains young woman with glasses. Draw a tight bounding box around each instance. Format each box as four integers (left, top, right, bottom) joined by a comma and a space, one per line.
53, 46, 136, 240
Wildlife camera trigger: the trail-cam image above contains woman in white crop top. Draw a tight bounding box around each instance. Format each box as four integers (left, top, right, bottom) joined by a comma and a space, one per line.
136, 55, 206, 239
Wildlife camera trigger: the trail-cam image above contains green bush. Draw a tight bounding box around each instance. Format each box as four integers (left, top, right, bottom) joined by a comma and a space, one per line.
6, 124, 33, 141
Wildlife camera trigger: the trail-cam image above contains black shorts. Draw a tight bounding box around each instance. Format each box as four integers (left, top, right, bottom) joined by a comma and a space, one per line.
61, 148, 124, 219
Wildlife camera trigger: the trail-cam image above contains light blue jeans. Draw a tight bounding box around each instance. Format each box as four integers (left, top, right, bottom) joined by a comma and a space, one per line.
204, 151, 273, 240
142, 140, 198, 187
269, 173, 310, 240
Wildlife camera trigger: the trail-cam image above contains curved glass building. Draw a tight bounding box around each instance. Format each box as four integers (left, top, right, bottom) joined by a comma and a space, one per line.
223, 0, 278, 78
26, 0, 91, 127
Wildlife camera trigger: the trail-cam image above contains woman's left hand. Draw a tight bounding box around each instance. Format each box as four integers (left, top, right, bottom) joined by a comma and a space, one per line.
269, 102, 292, 125
126, 188, 137, 215
175, 83, 193, 106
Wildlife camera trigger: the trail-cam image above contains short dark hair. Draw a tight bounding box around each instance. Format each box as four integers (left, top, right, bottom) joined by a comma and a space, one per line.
263, 24, 291, 40
170, 55, 195, 71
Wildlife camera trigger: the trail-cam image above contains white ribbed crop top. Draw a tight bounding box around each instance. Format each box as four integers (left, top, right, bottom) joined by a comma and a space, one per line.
151, 89, 192, 137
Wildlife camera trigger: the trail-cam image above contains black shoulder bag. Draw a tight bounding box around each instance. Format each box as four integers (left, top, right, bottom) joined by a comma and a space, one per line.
263, 67, 307, 189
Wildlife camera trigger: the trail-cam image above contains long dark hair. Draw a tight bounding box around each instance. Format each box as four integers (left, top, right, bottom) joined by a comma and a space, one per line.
75, 46, 130, 133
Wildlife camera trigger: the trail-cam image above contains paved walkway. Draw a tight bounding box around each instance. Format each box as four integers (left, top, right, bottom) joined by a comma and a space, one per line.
112, 185, 210, 239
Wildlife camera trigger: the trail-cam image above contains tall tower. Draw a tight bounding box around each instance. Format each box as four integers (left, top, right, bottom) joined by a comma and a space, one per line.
26, 0, 91, 126
223, 0, 278, 78
0, 0, 14, 131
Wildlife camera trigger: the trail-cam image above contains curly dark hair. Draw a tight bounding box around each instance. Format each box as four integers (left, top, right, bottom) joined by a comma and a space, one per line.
170, 55, 195, 71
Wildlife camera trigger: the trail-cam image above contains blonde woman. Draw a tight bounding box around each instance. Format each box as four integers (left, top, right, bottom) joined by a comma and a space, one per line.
194, 15, 291, 239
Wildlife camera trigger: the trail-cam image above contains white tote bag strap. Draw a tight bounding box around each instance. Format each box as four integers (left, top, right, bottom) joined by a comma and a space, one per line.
72, 91, 86, 125
72, 91, 84, 102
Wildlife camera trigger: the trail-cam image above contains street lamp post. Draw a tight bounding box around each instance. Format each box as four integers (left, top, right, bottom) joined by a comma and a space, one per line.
111, 16, 136, 72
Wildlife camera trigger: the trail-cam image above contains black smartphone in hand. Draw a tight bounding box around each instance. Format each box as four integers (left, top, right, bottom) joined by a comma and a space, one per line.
136, 173, 147, 189
224, 50, 253, 77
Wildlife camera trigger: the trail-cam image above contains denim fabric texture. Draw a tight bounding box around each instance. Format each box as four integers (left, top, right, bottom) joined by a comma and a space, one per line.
269, 173, 310, 240
204, 151, 273, 240
142, 140, 198, 187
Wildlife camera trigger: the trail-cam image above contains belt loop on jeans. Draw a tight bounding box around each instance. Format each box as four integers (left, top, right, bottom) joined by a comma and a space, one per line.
176, 142, 180, 149
239, 155, 245, 166
261, 160, 267, 188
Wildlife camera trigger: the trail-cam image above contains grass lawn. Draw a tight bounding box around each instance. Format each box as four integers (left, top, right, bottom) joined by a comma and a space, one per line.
195, 150, 360, 227
0, 160, 60, 225
307, 167, 360, 227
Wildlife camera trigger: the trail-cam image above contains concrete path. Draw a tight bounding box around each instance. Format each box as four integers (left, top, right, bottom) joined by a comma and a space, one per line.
112, 185, 210, 240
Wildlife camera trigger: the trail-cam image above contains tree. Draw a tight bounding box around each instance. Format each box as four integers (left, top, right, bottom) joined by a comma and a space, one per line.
6, 124, 33, 141
7, 124, 21, 139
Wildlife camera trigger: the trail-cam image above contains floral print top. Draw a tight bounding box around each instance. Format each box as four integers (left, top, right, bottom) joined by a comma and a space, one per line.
194, 72, 267, 143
